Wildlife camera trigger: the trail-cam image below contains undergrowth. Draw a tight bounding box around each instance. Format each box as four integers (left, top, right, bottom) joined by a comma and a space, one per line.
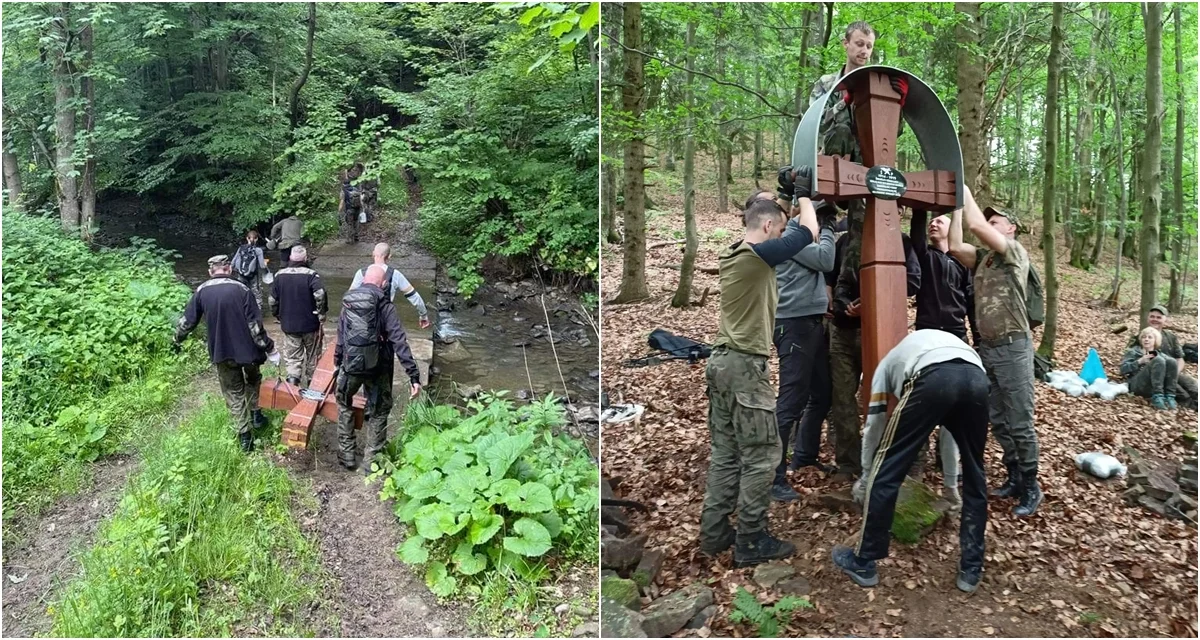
728, 586, 813, 638
1, 211, 204, 527
50, 399, 326, 637
375, 393, 598, 632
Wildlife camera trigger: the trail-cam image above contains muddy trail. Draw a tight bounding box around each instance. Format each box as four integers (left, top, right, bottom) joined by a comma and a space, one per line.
600, 157, 1198, 638
1, 376, 221, 637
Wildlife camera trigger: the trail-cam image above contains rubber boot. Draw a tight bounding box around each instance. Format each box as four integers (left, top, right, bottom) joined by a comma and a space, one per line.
989, 462, 1021, 499
238, 431, 254, 453
733, 530, 796, 568
1013, 474, 1043, 517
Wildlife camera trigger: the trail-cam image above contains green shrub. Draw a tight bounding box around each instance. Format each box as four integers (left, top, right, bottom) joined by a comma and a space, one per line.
50, 399, 325, 637
377, 394, 598, 597
1, 211, 200, 522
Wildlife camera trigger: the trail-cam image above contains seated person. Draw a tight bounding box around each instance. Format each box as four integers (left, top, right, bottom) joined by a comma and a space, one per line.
1121, 327, 1179, 410
1128, 304, 1198, 410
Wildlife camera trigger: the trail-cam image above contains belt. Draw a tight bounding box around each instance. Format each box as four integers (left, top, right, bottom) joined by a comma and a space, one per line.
979, 331, 1030, 348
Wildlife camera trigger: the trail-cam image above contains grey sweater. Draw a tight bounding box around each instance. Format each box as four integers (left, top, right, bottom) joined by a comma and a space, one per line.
775, 222, 836, 319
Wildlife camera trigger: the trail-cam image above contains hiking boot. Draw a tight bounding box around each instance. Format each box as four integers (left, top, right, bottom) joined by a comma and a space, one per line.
989, 464, 1021, 499
734, 530, 797, 567
790, 460, 835, 474
830, 544, 878, 587
1166, 394, 1178, 410
699, 527, 736, 558
771, 482, 801, 502
1013, 478, 1043, 517
1150, 394, 1170, 410
253, 409, 269, 429
956, 569, 981, 593
339, 458, 358, 472
238, 431, 255, 453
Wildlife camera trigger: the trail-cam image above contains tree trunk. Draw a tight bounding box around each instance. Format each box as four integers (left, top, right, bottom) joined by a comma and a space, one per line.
1038, 3, 1063, 358
672, 22, 698, 309
1014, 76, 1023, 210
1089, 98, 1108, 267
1167, 4, 1185, 313
51, 7, 81, 233
753, 63, 763, 179
1139, 2, 1163, 329
1108, 73, 1128, 306
3, 147, 22, 212
1123, 149, 1139, 264
794, 7, 813, 124
1070, 17, 1098, 269
602, 162, 620, 243
287, 2, 317, 161
79, 19, 96, 241
955, 2, 988, 203
614, 3, 649, 303
714, 6, 729, 213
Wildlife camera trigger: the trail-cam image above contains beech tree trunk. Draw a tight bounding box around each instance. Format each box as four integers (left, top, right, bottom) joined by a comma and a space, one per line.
955, 2, 989, 203
51, 7, 81, 233
3, 149, 23, 212
614, 3, 649, 303
79, 20, 96, 241
714, 6, 729, 213
1139, 2, 1163, 329
1038, 2, 1062, 358
672, 21, 698, 309
1167, 4, 1185, 313
1108, 73, 1128, 306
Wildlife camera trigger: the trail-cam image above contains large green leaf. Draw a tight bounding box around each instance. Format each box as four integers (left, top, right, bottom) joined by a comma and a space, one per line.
425, 561, 458, 597
407, 469, 444, 500
397, 536, 429, 565
481, 432, 536, 479
395, 497, 425, 523
486, 478, 521, 499
533, 511, 563, 538
467, 512, 504, 545
453, 540, 488, 575
502, 481, 554, 514
502, 517, 552, 557
413, 503, 456, 540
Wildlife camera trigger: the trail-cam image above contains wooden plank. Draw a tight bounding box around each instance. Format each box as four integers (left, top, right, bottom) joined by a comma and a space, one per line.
258, 343, 366, 449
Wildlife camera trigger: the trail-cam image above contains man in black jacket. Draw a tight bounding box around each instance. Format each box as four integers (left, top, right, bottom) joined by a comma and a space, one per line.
910, 210, 979, 343
334, 265, 422, 474
269, 246, 328, 387
175, 254, 279, 452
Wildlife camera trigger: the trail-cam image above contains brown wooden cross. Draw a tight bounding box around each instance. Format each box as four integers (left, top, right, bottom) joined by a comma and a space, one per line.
258, 344, 365, 448
814, 70, 958, 404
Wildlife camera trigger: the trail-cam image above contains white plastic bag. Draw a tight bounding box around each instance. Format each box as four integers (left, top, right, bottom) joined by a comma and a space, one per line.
358, 210, 367, 224
1075, 452, 1127, 479
1086, 378, 1128, 401
261, 269, 275, 285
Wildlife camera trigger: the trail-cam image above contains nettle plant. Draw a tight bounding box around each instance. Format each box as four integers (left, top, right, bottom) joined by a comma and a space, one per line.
378, 394, 598, 597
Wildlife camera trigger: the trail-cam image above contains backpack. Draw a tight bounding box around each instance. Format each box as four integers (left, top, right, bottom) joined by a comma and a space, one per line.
1025, 265, 1045, 330
343, 181, 362, 209
341, 287, 385, 375
234, 245, 259, 279
358, 266, 397, 300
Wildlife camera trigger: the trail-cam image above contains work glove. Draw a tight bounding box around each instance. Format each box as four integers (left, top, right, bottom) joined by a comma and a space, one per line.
890, 75, 909, 107
776, 165, 795, 200
788, 165, 813, 200
814, 200, 838, 230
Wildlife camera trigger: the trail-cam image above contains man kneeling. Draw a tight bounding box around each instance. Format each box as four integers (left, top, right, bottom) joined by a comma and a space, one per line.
831, 330, 989, 593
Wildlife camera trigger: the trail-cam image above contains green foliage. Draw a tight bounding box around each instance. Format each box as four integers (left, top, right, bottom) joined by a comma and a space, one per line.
1, 211, 201, 524
50, 400, 326, 637
377, 394, 598, 597
727, 587, 813, 638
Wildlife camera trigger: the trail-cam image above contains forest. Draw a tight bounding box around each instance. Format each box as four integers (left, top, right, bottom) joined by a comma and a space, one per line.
2, 1, 599, 294
600, 3, 1198, 638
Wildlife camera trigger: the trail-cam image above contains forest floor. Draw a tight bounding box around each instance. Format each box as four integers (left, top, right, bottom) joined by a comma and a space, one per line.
600, 163, 1199, 638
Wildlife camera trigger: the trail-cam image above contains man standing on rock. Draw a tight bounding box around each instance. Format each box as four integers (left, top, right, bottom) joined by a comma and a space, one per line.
350, 242, 432, 329
335, 265, 422, 474
270, 245, 328, 387
831, 329, 989, 593
174, 255, 280, 452
949, 186, 1042, 516
1132, 304, 1198, 410
699, 189, 818, 568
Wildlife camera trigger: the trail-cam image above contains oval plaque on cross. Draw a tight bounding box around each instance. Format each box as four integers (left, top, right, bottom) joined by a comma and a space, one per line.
865, 165, 907, 200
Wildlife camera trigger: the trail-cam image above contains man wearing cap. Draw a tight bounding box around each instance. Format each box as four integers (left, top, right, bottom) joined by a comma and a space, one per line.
949, 186, 1042, 517
1132, 304, 1198, 410
175, 255, 280, 452
335, 264, 422, 474
350, 243, 432, 329
270, 246, 328, 388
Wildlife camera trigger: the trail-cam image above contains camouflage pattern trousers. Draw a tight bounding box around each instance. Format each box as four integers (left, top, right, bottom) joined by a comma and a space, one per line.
335, 367, 395, 469
700, 346, 782, 546
828, 323, 864, 475
341, 206, 360, 244
978, 334, 1040, 478
216, 361, 263, 436
1128, 354, 1180, 398
281, 330, 324, 386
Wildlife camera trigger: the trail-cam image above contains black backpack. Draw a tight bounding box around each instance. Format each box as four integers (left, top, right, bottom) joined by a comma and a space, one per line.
234, 245, 259, 279
1025, 265, 1045, 330
343, 180, 362, 208
341, 287, 385, 375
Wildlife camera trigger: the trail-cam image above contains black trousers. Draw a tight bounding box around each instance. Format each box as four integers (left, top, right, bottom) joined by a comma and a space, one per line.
855, 360, 989, 574
773, 315, 832, 484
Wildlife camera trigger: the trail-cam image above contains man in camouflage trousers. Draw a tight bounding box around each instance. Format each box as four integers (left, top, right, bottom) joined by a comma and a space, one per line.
700, 194, 819, 567
949, 186, 1042, 516
270, 245, 328, 387
806, 20, 911, 483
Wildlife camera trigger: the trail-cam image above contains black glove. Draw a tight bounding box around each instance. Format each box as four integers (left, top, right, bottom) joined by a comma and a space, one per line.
813, 200, 837, 230
776, 165, 795, 200
789, 165, 813, 200
171, 341, 182, 355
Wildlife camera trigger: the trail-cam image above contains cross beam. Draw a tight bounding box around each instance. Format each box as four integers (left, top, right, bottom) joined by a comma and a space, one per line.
258, 344, 364, 448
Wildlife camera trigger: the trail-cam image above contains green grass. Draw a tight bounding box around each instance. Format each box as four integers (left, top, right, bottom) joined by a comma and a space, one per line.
49, 398, 329, 637
468, 563, 595, 637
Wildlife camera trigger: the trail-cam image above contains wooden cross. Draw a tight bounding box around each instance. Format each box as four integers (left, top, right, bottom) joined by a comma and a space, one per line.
814, 70, 958, 403
258, 344, 365, 448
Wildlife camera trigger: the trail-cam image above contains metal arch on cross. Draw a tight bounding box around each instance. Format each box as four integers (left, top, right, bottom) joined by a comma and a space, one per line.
792, 65, 964, 408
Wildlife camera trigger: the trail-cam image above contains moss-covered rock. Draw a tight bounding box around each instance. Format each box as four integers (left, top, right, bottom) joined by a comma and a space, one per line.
601, 576, 640, 611
890, 477, 947, 544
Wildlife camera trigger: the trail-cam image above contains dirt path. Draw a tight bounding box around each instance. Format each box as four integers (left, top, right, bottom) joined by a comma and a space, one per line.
290, 421, 467, 638
0, 376, 221, 637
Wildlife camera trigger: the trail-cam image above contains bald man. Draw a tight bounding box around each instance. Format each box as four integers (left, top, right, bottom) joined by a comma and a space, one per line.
350, 242, 431, 329
335, 264, 422, 473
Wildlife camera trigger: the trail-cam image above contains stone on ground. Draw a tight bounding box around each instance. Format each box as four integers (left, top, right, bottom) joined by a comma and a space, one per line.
632, 548, 664, 588
600, 597, 647, 638
890, 477, 949, 544
601, 532, 647, 570
640, 583, 715, 638
752, 561, 795, 589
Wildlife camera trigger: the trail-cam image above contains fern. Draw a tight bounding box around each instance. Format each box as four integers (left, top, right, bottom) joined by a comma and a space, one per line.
728, 587, 813, 638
